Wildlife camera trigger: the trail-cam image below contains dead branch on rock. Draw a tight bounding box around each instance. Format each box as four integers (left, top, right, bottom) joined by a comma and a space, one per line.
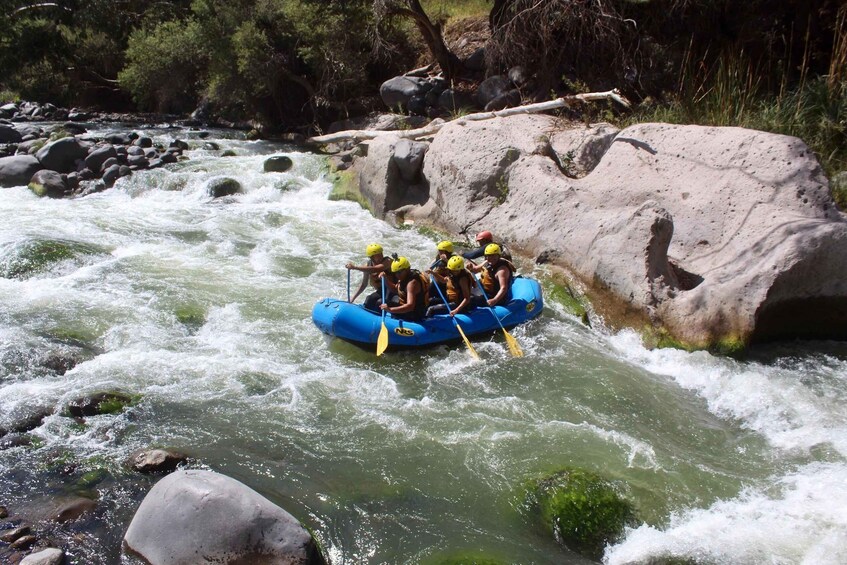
307, 89, 631, 145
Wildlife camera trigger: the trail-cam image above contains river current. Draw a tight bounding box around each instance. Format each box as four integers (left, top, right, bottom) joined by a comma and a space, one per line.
1, 127, 845, 564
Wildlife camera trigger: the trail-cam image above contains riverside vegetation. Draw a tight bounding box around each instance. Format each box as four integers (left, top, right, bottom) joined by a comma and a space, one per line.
1, 1, 846, 564
1, 1, 844, 194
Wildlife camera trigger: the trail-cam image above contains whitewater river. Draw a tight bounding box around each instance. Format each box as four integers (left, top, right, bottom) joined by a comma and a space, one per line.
1, 127, 846, 564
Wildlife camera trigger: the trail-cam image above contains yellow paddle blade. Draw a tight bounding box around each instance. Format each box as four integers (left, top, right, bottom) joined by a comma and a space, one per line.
455, 322, 480, 360
376, 322, 389, 356
503, 329, 524, 357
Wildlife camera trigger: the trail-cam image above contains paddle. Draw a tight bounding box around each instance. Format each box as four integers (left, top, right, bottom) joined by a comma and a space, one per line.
430, 275, 479, 360
376, 276, 389, 356
475, 277, 523, 357
346, 268, 351, 302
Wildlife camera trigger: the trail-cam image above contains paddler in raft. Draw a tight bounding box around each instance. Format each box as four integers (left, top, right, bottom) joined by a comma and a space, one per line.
426, 255, 478, 317
379, 256, 430, 321
461, 230, 512, 261
427, 240, 457, 305
346, 243, 393, 312
467, 243, 516, 307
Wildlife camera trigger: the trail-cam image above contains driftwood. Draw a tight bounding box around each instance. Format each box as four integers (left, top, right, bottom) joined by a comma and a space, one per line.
307, 89, 631, 145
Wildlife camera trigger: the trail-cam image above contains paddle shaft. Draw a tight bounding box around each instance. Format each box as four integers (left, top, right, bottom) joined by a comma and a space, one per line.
430, 275, 479, 359
475, 275, 523, 357
346, 268, 351, 302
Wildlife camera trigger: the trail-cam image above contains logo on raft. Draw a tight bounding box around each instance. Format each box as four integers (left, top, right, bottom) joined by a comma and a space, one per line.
394, 327, 415, 336
526, 301, 536, 312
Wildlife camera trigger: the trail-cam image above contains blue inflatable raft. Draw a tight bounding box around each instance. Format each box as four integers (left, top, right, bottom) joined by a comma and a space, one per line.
312, 276, 543, 349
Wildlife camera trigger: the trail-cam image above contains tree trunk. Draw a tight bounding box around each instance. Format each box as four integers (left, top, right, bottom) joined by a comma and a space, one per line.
392, 0, 463, 80
307, 89, 631, 144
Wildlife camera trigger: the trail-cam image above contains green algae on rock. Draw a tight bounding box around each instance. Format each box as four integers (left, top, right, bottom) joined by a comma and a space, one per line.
526, 467, 636, 559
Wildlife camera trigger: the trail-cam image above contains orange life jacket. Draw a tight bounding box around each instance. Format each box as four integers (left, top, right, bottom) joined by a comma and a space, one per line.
481, 259, 516, 299
446, 269, 476, 303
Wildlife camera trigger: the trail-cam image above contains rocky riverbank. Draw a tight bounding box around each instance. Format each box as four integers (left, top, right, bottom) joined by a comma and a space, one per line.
332, 114, 847, 352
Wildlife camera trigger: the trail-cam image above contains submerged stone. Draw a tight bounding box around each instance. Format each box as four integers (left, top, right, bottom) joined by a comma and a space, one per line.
264, 155, 293, 173
128, 448, 188, 474
526, 467, 636, 559
421, 550, 510, 565
0, 239, 103, 279
21, 548, 65, 565
206, 177, 242, 198
65, 391, 135, 418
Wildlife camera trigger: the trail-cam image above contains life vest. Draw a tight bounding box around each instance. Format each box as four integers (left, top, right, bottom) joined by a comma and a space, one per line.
398, 269, 430, 317
481, 259, 516, 299
446, 269, 476, 303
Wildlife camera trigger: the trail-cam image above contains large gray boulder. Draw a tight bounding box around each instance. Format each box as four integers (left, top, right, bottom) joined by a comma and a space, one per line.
0, 155, 43, 187
85, 144, 117, 172
124, 469, 325, 565
28, 170, 67, 198
476, 75, 512, 108
356, 115, 847, 350
0, 124, 22, 143
379, 76, 432, 110
35, 137, 90, 173
21, 548, 65, 565
392, 139, 428, 182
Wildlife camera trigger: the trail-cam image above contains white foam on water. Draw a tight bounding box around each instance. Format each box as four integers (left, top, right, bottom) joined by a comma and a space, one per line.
606, 462, 847, 565
607, 330, 847, 456
604, 330, 847, 563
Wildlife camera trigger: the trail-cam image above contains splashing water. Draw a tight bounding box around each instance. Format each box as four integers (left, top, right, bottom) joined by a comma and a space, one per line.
0, 127, 845, 564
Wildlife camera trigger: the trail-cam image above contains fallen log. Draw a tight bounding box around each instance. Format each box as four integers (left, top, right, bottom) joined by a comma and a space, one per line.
307, 89, 631, 145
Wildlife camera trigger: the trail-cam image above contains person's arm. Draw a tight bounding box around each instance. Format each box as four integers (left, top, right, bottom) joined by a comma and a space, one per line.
462, 247, 485, 260
349, 269, 369, 303
427, 269, 447, 284
382, 280, 418, 313
450, 277, 472, 316
347, 262, 386, 274
378, 271, 400, 294
466, 261, 483, 273
488, 268, 510, 306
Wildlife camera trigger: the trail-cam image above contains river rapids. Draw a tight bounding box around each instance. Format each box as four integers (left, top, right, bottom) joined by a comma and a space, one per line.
1, 127, 846, 564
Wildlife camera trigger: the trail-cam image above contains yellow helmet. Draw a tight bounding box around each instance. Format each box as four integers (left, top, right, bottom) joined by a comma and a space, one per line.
447, 255, 465, 271
391, 256, 411, 272
484, 243, 502, 256
436, 240, 454, 253
366, 243, 383, 257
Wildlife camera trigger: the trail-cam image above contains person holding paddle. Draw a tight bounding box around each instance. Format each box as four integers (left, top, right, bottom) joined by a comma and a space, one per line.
427, 240, 457, 304
468, 243, 516, 307
346, 243, 393, 312
379, 256, 429, 321
426, 255, 477, 316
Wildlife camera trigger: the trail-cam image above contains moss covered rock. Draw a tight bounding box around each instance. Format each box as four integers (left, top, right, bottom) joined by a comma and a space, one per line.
526, 467, 635, 559
547, 280, 589, 325
0, 239, 104, 279
264, 155, 293, 172
65, 391, 138, 418
206, 177, 242, 198
328, 168, 371, 212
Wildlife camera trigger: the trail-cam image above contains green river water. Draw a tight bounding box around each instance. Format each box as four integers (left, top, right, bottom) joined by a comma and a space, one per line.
1, 127, 846, 564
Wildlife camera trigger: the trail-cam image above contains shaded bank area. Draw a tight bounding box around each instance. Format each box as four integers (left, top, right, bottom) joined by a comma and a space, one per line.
334, 115, 847, 353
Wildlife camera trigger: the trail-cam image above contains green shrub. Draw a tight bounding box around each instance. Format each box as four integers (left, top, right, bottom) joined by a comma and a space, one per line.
119, 19, 208, 112
526, 467, 636, 559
